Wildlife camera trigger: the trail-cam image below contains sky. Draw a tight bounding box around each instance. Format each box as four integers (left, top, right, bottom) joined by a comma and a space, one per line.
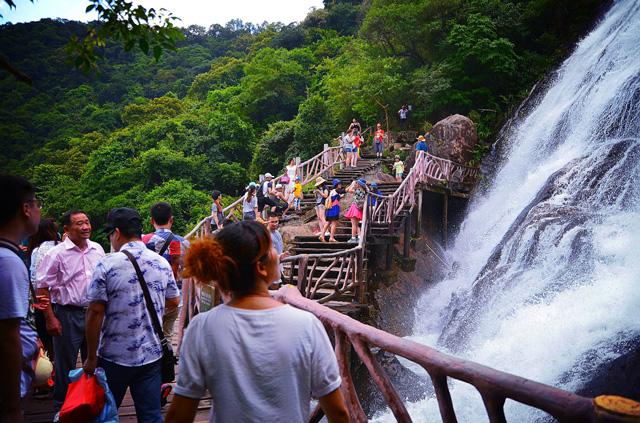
0, 0, 325, 27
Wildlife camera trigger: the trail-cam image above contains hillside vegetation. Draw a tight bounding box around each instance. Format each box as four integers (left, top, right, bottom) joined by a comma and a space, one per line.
0, 0, 605, 241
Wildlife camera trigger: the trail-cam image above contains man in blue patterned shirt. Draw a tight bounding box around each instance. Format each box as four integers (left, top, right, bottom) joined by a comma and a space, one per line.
83, 208, 180, 422
142, 202, 189, 349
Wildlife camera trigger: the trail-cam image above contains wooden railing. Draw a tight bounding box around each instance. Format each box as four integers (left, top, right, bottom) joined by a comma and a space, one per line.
281, 192, 371, 305
274, 286, 640, 423
370, 151, 479, 227
185, 146, 345, 239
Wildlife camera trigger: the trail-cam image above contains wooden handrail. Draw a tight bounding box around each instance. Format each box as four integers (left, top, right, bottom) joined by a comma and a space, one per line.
274, 286, 640, 422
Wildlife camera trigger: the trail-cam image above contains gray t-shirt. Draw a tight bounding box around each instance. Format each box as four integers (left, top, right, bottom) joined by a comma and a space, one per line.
0, 244, 38, 397
175, 304, 341, 422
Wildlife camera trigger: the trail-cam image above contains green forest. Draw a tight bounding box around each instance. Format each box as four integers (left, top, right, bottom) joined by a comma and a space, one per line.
0, 0, 605, 243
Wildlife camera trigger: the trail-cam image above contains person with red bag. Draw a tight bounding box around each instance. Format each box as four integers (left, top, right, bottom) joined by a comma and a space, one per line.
83, 208, 180, 423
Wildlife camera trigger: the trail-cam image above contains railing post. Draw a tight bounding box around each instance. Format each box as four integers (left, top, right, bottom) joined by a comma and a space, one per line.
442, 191, 448, 248
403, 214, 411, 259
334, 329, 367, 423
415, 189, 423, 238
351, 339, 412, 423
323, 143, 329, 169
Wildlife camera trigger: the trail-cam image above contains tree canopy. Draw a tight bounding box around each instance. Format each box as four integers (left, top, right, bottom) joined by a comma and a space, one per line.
0, 0, 606, 245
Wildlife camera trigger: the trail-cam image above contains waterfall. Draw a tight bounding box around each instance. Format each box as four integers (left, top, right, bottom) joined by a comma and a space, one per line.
375, 0, 640, 420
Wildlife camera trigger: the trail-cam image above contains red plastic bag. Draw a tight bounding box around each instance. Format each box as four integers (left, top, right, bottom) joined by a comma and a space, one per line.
59, 372, 106, 423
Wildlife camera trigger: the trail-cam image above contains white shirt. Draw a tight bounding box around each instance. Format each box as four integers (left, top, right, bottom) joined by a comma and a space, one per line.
175, 304, 342, 422
243, 194, 257, 213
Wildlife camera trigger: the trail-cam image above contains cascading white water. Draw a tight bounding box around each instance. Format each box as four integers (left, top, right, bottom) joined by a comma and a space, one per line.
374, 0, 640, 421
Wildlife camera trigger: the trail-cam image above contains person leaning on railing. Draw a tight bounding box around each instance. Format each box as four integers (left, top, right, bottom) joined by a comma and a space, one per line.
166, 220, 349, 423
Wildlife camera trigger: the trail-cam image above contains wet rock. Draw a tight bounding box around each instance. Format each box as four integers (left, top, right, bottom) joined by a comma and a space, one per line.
430, 114, 478, 164
576, 335, 640, 401
373, 171, 397, 183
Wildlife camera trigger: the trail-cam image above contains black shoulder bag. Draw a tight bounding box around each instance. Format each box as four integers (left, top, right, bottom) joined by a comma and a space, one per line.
121, 249, 177, 383
157, 233, 174, 256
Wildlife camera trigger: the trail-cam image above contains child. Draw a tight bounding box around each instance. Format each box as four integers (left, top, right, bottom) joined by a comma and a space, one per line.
368, 182, 382, 207
393, 155, 404, 182
344, 178, 368, 243
319, 179, 345, 243
293, 176, 303, 211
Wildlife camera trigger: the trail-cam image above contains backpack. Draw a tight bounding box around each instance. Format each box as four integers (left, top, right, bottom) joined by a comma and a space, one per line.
257, 181, 267, 199
325, 190, 334, 209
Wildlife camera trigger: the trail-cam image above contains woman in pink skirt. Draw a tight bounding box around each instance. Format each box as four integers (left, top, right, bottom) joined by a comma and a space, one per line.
344, 178, 368, 243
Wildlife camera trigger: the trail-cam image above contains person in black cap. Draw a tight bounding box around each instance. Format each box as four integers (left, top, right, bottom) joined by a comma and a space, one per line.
84, 207, 180, 421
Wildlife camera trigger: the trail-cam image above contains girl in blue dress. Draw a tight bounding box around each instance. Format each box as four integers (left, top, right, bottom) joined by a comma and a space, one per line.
319, 179, 344, 243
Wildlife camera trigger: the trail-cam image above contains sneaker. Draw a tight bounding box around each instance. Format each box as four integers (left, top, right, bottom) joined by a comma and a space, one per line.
347, 237, 357, 243
53, 412, 60, 423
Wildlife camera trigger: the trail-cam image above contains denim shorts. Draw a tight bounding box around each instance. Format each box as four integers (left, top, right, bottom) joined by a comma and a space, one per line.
344, 147, 353, 153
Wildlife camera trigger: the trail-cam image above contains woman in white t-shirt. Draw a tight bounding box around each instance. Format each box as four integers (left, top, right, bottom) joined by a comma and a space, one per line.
166, 221, 348, 423
242, 182, 260, 221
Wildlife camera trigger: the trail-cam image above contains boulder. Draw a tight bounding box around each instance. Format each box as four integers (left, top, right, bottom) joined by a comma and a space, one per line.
430, 114, 478, 164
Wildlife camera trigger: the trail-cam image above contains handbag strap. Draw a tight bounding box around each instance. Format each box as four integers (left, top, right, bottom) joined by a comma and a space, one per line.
157, 232, 174, 257
121, 249, 168, 348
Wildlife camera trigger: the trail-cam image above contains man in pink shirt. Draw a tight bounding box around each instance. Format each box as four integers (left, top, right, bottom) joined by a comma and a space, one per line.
36, 209, 105, 414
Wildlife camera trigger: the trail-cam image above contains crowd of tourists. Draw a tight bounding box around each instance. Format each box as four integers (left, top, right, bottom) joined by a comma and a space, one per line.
0, 113, 430, 422
0, 173, 350, 423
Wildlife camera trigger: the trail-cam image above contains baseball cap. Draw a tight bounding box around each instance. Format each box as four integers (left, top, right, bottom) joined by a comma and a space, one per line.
332, 178, 341, 187
357, 178, 367, 187
264, 173, 274, 179
105, 207, 143, 234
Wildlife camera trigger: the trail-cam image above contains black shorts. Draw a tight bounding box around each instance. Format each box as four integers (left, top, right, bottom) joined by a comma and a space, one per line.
258, 197, 277, 211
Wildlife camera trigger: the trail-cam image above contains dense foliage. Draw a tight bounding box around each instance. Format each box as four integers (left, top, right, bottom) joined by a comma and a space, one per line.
0, 0, 606, 243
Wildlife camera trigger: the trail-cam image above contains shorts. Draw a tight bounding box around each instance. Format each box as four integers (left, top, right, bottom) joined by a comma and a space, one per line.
293, 198, 301, 208
374, 142, 384, 153
396, 172, 403, 178
243, 211, 256, 220
258, 197, 277, 211
343, 147, 353, 153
